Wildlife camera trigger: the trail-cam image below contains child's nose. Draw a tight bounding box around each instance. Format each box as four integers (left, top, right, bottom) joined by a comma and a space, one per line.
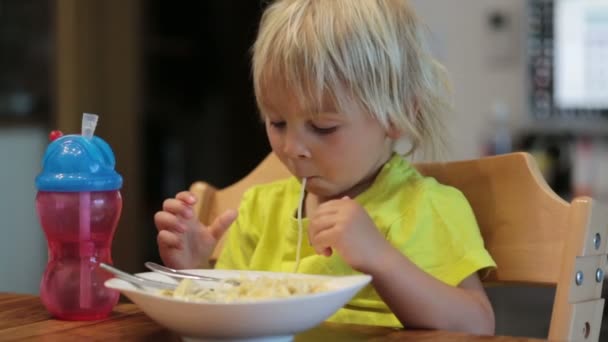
283, 130, 311, 159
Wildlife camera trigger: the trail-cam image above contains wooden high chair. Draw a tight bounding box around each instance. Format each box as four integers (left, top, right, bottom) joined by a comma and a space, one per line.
190, 152, 607, 341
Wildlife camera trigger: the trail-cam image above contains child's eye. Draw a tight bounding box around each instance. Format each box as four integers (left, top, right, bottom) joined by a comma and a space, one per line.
311, 124, 338, 135
270, 121, 286, 129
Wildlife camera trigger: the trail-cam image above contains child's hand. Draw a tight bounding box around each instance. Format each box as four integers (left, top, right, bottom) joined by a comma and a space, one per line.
308, 196, 391, 273
154, 191, 238, 269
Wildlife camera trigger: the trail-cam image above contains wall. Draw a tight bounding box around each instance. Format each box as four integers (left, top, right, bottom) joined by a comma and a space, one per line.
411, 0, 528, 161
0, 127, 47, 294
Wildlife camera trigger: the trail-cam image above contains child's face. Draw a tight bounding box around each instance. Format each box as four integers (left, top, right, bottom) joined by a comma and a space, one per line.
264, 94, 395, 200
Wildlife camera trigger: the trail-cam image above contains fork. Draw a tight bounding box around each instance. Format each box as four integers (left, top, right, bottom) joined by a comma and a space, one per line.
100, 262, 177, 290
144, 262, 240, 286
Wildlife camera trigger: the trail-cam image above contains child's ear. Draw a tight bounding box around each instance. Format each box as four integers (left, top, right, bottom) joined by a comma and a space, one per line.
386, 122, 403, 140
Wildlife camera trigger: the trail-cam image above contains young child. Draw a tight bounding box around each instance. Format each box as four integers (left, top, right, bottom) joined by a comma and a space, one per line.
154, 0, 496, 334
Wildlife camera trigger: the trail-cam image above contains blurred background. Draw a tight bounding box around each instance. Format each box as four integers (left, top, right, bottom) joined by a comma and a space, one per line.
0, 0, 607, 338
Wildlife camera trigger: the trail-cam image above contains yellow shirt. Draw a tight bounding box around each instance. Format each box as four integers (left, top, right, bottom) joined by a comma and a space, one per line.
216, 154, 496, 327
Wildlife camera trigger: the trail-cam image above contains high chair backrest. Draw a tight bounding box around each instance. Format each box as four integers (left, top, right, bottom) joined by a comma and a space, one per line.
190, 152, 607, 341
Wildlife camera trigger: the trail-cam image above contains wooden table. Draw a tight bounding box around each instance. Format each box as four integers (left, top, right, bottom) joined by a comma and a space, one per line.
0, 293, 544, 341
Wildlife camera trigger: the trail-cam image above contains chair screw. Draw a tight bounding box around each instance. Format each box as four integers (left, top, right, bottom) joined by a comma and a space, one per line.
596, 268, 604, 283
575, 271, 584, 286
593, 233, 601, 250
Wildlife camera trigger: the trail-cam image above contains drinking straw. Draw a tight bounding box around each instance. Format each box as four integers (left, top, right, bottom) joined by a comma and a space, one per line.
79, 191, 91, 308
79, 113, 98, 309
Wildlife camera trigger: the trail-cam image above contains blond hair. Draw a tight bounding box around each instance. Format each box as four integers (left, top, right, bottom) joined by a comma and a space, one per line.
252, 0, 451, 158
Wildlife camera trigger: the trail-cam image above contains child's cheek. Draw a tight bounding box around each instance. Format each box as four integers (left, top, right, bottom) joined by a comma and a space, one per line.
266, 130, 283, 151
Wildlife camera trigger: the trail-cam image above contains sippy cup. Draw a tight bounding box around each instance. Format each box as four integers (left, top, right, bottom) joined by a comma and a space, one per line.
35, 113, 122, 320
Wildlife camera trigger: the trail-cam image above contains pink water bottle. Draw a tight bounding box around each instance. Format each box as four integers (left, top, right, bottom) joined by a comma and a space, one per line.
35, 114, 122, 320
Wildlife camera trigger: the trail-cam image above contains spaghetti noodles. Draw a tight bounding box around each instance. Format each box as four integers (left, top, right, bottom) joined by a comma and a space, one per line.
159, 276, 328, 303
294, 177, 307, 273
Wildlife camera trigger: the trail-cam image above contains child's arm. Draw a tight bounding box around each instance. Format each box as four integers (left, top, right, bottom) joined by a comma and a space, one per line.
308, 197, 494, 334
369, 245, 495, 334
154, 191, 238, 269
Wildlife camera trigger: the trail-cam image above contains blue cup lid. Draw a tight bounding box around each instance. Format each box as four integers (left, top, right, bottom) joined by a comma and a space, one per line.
35, 134, 123, 192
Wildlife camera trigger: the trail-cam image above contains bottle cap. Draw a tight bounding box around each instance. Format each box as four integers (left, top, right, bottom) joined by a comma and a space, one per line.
35, 134, 123, 192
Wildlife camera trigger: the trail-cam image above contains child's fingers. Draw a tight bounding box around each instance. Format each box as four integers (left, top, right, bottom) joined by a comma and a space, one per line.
308, 214, 335, 243
314, 196, 351, 214
175, 191, 197, 205
154, 211, 187, 233
162, 198, 194, 219
208, 209, 238, 240
157, 230, 183, 250
312, 203, 339, 217
309, 228, 335, 257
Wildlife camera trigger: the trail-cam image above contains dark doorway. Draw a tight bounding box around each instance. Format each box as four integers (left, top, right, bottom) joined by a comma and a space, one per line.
141, 1, 270, 262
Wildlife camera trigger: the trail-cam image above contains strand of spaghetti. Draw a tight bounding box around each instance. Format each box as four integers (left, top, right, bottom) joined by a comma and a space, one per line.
293, 177, 307, 273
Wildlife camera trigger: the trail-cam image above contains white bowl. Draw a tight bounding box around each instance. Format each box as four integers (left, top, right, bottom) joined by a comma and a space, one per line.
105, 269, 371, 341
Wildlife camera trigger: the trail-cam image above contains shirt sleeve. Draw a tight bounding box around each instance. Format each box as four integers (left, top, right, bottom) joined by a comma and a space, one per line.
214, 188, 259, 270
387, 183, 496, 286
